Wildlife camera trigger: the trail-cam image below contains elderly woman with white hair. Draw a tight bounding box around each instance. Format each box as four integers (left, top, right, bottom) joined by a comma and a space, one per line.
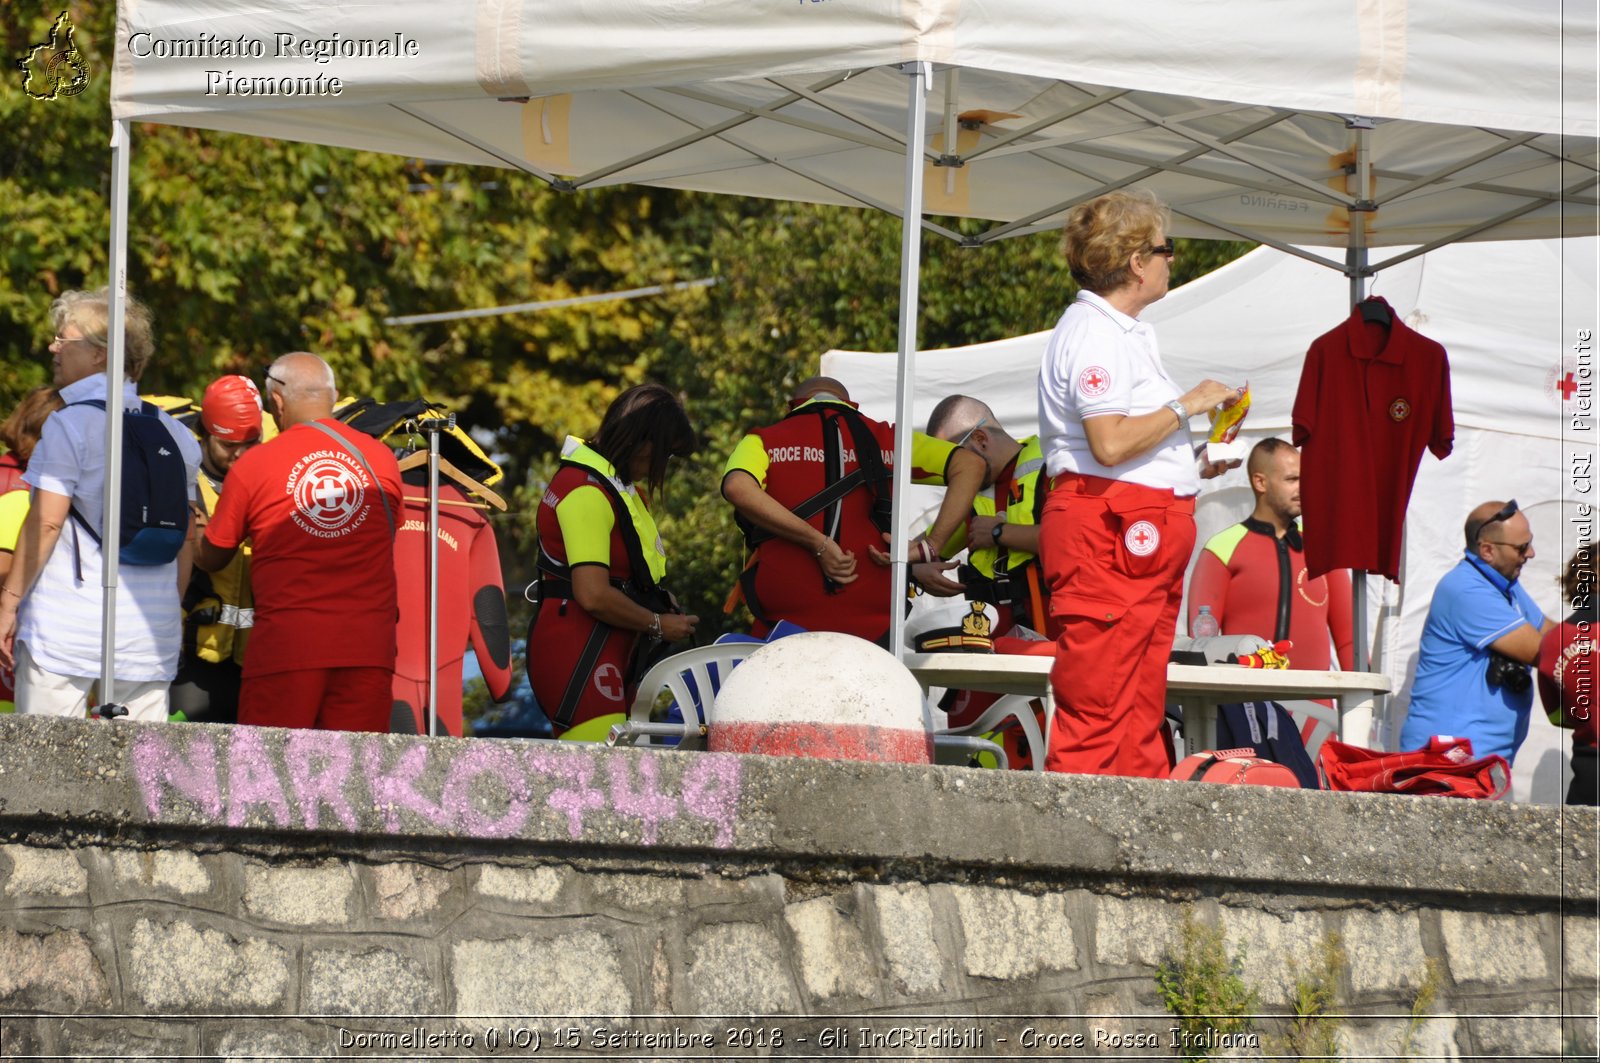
0, 287, 200, 721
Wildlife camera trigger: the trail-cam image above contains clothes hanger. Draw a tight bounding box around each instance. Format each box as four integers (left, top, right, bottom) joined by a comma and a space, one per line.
396, 450, 508, 510
1358, 296, 1392, 326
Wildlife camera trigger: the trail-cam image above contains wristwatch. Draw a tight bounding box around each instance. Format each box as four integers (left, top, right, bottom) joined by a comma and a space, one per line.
1165, 398, 1189, 427
991, 513, 1007, 544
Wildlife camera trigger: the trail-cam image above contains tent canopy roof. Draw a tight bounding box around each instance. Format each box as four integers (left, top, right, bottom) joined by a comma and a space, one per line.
113, 1, 1598, 255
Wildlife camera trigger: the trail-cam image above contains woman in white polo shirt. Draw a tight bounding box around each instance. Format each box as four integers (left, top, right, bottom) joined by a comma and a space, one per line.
1036, 190, 1241, 778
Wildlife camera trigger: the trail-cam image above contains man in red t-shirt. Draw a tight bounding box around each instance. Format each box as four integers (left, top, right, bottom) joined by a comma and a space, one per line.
195, 353, 402, 731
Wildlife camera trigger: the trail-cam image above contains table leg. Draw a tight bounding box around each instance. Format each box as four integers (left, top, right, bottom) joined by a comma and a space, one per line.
1338, 693, 1376, 747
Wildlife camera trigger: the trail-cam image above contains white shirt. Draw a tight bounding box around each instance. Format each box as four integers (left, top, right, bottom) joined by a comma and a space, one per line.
1037, 290, 1199, 495
18, 373, 201, 681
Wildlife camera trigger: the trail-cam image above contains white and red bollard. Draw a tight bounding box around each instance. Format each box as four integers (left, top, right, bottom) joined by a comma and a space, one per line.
708, 632, 932, 764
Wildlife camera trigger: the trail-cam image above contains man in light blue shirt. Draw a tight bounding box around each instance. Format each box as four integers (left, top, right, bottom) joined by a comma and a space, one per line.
1402, 499, 1554, 763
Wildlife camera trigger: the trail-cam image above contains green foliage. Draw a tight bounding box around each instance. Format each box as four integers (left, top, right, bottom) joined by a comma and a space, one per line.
1156, 911, 1260, 1061
1271, 931, 1346, 1062
1, 3, 1252, 644
1395, 957, 1442, 1061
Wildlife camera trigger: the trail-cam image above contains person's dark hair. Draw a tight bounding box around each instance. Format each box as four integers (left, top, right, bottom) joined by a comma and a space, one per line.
0, 386, 66, 468
590, 383, 695, 493
1561, 544, 1598, 605
1246, 436, 1295, 478
926, 394, 988, 439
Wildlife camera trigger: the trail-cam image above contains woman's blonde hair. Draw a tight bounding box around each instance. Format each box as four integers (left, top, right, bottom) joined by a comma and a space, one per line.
49, 287, 155, 381
1060, 189, 1170, 295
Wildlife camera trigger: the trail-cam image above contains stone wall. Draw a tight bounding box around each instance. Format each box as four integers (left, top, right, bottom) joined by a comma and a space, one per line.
0, 715, 1593, 1060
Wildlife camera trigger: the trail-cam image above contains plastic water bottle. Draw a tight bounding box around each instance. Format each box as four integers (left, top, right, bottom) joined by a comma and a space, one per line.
1192, 605, 1220, 638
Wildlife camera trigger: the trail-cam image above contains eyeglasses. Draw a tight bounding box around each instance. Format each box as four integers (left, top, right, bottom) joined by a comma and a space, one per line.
1144, 238, 1177, 258
1472, 498, 1518, 546
953, 416, 989, 450
1483, 538, 1534, 558
52, 334, 97, 346
262, 370, 287, 393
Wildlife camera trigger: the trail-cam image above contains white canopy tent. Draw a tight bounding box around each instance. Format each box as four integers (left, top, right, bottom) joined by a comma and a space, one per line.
97, 1, 1596, 697
824, 236, 1598, 802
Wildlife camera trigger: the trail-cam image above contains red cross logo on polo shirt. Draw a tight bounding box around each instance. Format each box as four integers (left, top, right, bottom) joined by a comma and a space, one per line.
1558, 372, 1579, 400
1078, 365, 1112, 398
1125, 520, 1160, 556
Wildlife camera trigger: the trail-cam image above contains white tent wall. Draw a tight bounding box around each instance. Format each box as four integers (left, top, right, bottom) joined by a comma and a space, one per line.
822, 238, 1596, 804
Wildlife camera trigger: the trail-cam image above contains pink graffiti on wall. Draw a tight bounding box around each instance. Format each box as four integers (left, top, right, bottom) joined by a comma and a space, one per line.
130, 729, 742, 847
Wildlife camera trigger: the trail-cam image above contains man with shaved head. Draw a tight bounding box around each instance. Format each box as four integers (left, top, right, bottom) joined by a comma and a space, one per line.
924, 394, 1050, 637
195, 353, 403, 731
722, 376, 984, 645
1400, 498, 1555, 763
1186, 440, 1353, 668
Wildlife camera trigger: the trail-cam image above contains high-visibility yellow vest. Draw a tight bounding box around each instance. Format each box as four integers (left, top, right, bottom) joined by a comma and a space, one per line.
191, 472, 253, 666
965, 435, 1046, 579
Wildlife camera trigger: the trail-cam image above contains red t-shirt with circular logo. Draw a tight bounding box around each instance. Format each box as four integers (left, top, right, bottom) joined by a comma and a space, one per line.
204, 419, 402, 678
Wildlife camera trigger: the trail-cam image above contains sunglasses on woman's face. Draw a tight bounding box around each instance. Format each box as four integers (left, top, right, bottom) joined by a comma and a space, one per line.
1144, 238, 1176, 258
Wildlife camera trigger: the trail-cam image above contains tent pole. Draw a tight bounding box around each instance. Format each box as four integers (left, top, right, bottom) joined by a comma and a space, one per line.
99, 119, 133, 717
1347, 119, 1373, 679
887, 62, 931, 662
424, 416, 451, 738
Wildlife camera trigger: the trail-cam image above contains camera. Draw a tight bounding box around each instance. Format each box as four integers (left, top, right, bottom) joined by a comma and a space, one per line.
1486, 651, 1531, 693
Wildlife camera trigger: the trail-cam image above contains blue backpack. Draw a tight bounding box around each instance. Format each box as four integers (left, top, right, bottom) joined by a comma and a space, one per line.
68, 399, 189, 567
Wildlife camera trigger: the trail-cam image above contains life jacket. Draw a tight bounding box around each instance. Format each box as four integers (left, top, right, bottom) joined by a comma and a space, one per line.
186, 470, 254, 666
955, 435, 1049, 630
729, 400, 893, 626
0, 452, 24, 496
530, 440, 674, 730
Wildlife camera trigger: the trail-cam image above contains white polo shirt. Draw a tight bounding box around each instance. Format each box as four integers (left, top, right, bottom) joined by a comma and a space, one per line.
1037, 290, 1199, 495
18, 373, 201, 681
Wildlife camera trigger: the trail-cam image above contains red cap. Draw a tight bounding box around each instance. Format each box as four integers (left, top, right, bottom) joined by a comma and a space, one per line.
200, 375, 263, 441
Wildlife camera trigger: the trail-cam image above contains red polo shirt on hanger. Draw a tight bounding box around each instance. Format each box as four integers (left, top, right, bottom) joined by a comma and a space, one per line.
1292, 297, 1454, 581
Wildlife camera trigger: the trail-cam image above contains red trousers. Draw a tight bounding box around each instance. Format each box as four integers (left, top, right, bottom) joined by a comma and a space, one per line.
1040, 473, 1194, 778
239, 667, 393, 732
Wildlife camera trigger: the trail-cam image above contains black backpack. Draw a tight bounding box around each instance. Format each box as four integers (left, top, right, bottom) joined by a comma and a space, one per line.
68, 399, 189, 566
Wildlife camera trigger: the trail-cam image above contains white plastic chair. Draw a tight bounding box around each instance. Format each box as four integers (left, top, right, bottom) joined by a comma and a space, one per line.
605, 642, 762, 749
933, 693, 1048, 772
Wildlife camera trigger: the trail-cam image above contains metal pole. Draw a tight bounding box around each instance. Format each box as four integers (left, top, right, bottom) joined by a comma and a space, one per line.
887, 62, 930, 661
423, 416, 452, 737
1347, 119, 1373, 676
98, 119, 132, 718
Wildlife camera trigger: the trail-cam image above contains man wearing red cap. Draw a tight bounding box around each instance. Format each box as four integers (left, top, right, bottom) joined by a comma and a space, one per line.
172, 376, 263, 723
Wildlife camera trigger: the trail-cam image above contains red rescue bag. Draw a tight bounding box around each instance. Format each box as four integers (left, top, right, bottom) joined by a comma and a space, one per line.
1317, 736, 1511, 800
1168, 748, 1301, 787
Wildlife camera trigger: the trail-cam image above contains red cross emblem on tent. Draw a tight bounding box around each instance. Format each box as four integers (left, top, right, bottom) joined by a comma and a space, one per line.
1078, 365, 1112, 397
1125, 519, 1160, 556
1558, 372, 1579, 400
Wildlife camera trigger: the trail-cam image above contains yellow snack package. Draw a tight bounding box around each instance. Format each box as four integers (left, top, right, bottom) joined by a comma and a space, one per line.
1207, 384, 1251, 444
